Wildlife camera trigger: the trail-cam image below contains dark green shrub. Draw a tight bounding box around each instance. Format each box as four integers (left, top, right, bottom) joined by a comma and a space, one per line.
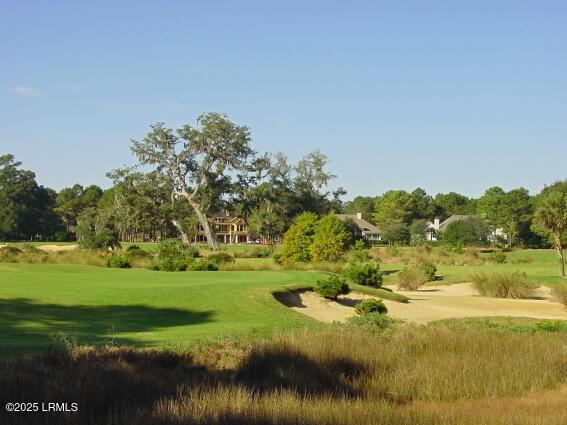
355, 239, 370, 250
348, 249, 371, 263
272, 252, 283, 265
208, 252, 234, 265
188, 260, 218, 271
536, 320, 567, 332
343, 263, 382, 288
397, 267, 428, 291
315, 275, 350, 300
355, 299, 388, 315
54, 231, 75, 242
125, 245, 152, 258
107, 255, 131, 269
157, 239, 189, 260
419, 261, 437, 281
345, 312, 396, 335
151, 259, 188, 272
250, 247, 271, 258
149, 239, 194, 271
382, 223, 411, 245
441, 217, 490, 247
489, 250, 507, 264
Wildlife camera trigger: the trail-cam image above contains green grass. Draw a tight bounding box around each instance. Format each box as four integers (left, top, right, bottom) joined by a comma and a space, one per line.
429, 316, 567, 333
0, 263, 326, 358
3, 241, 76, 247
380, 249, 567, 289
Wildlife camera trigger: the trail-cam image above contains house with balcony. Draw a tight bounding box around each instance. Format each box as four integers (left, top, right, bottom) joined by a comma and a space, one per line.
193, 213, 252, 244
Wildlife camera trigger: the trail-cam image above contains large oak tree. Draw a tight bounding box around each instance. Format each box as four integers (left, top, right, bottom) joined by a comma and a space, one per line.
130, 113, 256, 250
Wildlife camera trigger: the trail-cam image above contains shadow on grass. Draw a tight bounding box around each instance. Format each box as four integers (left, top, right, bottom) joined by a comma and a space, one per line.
236, 347, 364, 397
0, 298, 214, 357
0, 343, 365, 424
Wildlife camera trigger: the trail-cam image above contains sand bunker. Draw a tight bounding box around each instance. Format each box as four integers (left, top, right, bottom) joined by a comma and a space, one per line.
36, 244, 78, 252
277, 283, 567, 324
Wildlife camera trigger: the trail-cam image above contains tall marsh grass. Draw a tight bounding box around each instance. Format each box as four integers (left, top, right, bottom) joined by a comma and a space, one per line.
552, 285, 567, 307
1, 326, 566, 424
370, 245, 487, 266
471, 271, 538, 299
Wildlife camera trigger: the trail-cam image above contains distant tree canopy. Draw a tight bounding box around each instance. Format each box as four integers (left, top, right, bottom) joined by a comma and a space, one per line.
533, 181, 567, 276
0, 154, 64, 241
441, 217, 490, 247
344, 196, 376, 222
0, 115, 563, 250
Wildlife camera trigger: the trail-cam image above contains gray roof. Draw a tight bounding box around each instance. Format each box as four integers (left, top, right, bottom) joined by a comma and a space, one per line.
439, 215, 476, 231
335, 214, 381, 234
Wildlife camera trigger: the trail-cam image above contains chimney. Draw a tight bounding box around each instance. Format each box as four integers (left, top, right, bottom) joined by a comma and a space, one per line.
434, 218, 440, 230
356, 212, 362, 220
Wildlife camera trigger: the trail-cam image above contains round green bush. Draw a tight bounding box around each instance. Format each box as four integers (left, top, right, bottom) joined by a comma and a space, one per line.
345, 312, 396, 334
489, 250, 507, 264
315, 275, 350, 300
419, 261, 437, 281
355, 299, 388, 315
107, 255, 131, 269
343, 263, 383, 288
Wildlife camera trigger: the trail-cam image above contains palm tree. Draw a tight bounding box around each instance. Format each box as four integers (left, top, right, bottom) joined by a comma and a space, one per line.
534, 189, 567, 277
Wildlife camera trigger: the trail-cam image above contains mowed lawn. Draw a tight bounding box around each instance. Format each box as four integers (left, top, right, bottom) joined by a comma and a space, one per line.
0, 264, 324, 358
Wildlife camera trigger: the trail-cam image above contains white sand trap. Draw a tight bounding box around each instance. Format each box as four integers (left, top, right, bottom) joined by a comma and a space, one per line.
278, 283, 567, 324
37, 244, 78, 252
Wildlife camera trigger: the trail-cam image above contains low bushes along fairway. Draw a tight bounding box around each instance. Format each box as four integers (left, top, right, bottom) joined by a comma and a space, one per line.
0, 263, 325, 358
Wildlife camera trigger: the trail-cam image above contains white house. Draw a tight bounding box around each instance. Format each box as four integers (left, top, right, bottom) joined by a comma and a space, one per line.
426, 215, 507, 242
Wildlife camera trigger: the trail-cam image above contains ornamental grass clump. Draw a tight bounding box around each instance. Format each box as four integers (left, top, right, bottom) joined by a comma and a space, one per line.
397, 266, 428, 291
471, 271, 537, 299
552, 285, 567, 307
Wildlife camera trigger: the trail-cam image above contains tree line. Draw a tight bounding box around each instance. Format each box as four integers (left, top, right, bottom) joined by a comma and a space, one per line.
1, 113, 565, 273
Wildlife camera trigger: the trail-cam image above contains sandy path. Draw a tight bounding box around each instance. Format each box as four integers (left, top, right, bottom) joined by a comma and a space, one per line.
277, 283, 567, 324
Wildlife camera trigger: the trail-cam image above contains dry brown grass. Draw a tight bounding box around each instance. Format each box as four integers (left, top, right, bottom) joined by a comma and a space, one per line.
1, 326, 566, 425
552, 285, 567, 307
471, 271, 538, 299
0, 248, 110, 267
370, 246, 487, 266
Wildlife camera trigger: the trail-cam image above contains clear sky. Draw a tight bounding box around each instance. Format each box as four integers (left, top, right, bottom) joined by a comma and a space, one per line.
1, 0, 566, 199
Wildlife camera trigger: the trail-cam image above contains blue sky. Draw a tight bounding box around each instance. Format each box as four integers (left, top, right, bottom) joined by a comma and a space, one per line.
1, 1, 566, 199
